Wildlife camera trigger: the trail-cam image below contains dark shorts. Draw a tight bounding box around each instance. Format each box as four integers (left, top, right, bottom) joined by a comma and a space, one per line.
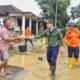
68, 46, 79, 58
0, 51, 9, 62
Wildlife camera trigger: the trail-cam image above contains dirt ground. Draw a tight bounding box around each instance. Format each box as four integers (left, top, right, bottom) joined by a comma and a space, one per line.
0, 44, 80, 80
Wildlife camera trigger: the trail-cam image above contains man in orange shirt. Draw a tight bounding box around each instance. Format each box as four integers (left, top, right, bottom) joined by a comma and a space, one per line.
25, 27, 34, 47
65, 22, 80, 69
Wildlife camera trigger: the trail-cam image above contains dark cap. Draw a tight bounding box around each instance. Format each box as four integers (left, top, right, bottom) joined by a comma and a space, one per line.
44, 19, 53, 24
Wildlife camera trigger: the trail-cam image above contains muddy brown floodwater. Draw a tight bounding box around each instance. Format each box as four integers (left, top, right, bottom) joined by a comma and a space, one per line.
0, 44, 80, 80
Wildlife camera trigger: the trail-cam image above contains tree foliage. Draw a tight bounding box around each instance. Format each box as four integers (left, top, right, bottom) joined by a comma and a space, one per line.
71, 4, 80, 20
36, 0, 70, 27
76, 21, 80, 29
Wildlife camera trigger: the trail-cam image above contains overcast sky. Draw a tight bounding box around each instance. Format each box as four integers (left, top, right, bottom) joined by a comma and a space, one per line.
0, 0, 80, 16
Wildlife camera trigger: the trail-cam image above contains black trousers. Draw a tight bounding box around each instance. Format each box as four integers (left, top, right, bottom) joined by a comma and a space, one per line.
68, 46, 79, 58
25, 39, 34, 46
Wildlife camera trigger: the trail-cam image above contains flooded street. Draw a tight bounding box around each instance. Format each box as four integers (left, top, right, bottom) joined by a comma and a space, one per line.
0, 0, 79, 80
0, 44, 80, 80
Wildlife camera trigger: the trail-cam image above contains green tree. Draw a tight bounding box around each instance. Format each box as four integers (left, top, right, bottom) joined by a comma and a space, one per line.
36, 0, 70, 27
71, 7, 78, 20
76, 21, 80, 29
71, 4, 80, 19
77, 4, 80, 17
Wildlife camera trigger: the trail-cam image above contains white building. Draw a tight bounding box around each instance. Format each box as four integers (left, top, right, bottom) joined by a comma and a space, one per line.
0, 5, 42, 35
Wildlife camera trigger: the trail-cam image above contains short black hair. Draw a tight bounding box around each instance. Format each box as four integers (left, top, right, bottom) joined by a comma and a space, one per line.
3, 19, 10, 24
45, 19, 55, 25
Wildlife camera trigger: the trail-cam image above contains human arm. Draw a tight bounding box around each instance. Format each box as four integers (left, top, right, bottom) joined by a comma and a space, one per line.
29, 29, 47, 39
5, 36, 22, 42
64, 31, 70, 46
2, 30, 22, 42
58, 29, 64, 46
34, 29, 47, 39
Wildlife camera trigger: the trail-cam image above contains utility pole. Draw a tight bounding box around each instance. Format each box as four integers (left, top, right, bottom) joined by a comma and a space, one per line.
55, 0, 58, 26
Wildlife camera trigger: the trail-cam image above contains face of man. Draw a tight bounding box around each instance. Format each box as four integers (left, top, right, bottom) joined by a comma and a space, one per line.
69, 26, 75, 30
27, 27, 30, 30
4, 20, 12, 29
47, 23, 54, 30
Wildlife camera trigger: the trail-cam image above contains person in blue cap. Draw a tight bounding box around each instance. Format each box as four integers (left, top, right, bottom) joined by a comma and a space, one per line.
65, 21, 80, 69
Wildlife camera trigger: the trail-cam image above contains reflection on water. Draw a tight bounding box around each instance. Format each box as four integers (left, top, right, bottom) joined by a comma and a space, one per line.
0, 65, 24, 80
4, 44, 80, 80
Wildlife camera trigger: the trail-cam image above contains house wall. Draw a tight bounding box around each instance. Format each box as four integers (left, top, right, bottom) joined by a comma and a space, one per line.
0, 14, 41, 34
